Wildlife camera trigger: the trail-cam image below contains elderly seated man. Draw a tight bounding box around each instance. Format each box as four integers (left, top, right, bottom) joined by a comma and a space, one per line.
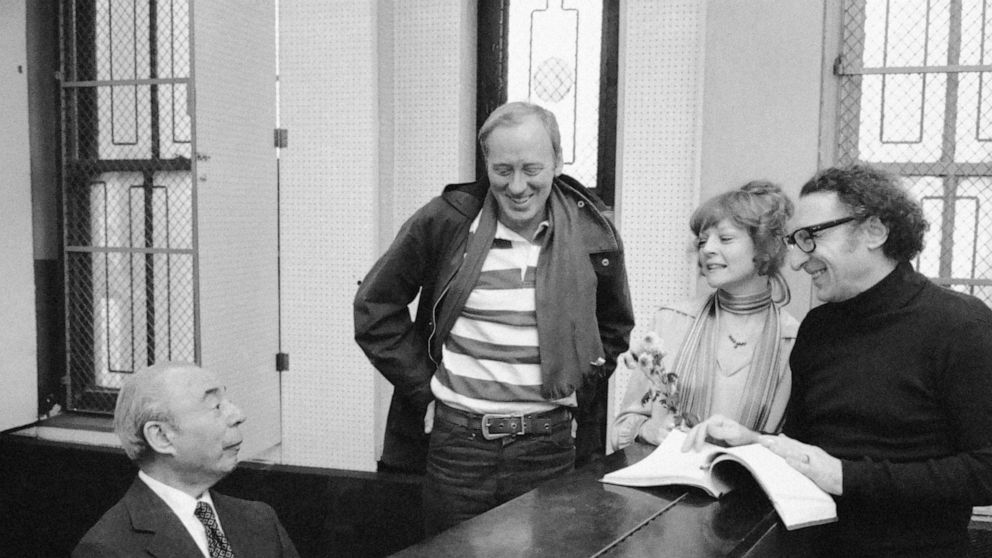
73, 362, 299, 558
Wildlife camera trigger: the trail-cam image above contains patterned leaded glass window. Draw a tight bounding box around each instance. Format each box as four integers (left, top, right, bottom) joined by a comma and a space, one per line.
478, 0, 618, 206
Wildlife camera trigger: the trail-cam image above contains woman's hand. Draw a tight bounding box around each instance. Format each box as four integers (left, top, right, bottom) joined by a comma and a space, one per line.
760, 434, 843, 495
680, 414, 760, 452
619, 349, 640, 370
637, 401, 676, 445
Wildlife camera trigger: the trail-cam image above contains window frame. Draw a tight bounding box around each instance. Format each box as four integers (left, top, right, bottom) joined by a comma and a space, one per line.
826, 0, 992, 296
476, 0, 620, 207
59, 0, 198, 414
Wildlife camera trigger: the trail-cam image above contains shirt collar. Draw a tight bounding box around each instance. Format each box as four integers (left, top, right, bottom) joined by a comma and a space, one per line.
138, 469, 216, 518
494, 218, 551, 243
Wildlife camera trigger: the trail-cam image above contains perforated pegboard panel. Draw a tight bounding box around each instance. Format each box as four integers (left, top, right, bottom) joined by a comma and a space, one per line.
278, 1, 476, 471
382, 0, 477, 459
0, 0, 39, 432
609, 1, 707, 449
391, 0, 476, 227
192, 0, 281, 460
278, 0, 380, 470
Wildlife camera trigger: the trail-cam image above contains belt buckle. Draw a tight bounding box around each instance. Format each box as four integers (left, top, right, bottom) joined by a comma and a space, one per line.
481, 414, 524, 440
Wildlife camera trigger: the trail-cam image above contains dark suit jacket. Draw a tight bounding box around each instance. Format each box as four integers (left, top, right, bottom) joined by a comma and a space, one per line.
72, 477, 300, 558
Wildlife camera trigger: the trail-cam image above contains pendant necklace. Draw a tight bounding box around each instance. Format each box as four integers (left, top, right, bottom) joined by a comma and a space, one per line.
717, 288, 771, 351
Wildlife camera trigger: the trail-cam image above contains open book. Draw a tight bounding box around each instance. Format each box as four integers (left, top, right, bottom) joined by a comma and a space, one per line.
601, 429, 837, 530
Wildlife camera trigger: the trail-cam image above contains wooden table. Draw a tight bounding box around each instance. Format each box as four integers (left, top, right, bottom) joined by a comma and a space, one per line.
391, 444, 789, 557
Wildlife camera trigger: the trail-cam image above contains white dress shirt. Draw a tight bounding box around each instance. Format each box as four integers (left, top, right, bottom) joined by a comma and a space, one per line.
138, 470, 228, 557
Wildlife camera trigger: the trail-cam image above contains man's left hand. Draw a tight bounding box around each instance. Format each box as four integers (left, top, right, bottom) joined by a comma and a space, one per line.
424, 401, 435, 434
760, 434, 843, 495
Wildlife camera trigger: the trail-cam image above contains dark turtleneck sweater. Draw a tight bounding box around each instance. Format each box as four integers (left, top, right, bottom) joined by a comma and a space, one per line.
785, 262, 992, 557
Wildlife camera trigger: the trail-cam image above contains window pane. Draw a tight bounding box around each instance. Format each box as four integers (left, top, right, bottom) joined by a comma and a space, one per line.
957, 177, 992, 282
862, 0, 950, 68
858, 73, 947, 163
906, 176, 944, 277
959, 0, 992, 66
955, 73, 992, 163
506, 0, 603, 188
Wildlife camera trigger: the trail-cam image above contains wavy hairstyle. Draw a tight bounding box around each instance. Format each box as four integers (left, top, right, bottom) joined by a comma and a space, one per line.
800, 164, 928, 262
690, 180, 794, 278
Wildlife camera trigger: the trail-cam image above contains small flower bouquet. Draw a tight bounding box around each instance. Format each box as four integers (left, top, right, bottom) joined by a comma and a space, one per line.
624, 332, 684, 429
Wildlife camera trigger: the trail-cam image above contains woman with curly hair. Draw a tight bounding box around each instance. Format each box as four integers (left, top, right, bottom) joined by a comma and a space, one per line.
612, 181, 797, 449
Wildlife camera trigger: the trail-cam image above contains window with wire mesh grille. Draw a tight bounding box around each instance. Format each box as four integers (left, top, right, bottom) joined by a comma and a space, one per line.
61, 0, 196, 414
835, 0, 992, 304
478, 0, 618, 207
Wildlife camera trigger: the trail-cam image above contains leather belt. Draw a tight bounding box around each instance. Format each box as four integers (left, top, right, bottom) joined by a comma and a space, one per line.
435, 402, 572, 440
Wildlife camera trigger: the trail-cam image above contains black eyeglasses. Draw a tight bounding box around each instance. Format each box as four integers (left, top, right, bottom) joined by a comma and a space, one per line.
782, 216, 856, 254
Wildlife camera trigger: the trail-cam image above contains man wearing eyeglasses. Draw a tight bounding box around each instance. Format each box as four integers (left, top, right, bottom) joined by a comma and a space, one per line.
685, 164, 992, 557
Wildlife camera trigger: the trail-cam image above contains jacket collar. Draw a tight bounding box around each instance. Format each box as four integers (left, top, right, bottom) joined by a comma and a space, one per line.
124, 477, 205, 557
441, 174, 620, 253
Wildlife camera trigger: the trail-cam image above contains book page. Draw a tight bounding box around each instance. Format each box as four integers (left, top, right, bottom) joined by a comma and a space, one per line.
711, 443, 837, 530
600, 430, 732, 497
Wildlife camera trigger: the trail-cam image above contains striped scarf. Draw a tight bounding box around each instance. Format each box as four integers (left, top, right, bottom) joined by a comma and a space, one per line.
675, 286, 786, 431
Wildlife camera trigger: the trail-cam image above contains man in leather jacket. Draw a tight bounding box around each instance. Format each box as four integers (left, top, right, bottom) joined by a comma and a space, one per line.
354, 102, 634, 534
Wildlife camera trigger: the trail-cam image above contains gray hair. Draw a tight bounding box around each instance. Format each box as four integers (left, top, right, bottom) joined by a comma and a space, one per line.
113, 362, 186, 463
477, 101, 562, 166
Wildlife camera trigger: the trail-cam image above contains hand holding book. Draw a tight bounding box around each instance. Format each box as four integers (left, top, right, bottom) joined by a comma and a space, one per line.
601, 429, 838, 530
683, 414, 844, 496
681, 414, 763, 452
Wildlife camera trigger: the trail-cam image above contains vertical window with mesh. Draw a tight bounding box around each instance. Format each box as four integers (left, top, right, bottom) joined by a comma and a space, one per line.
61, 0, 196, 413
478, 0, 618, 206
834, 0, 992, 302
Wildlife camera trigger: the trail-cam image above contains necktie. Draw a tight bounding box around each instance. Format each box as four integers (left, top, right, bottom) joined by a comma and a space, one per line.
194, 501, 236, 558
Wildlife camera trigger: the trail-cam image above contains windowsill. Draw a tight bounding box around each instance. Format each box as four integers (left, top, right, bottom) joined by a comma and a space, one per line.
9, 413, 120, 448
7, 412, 286, 465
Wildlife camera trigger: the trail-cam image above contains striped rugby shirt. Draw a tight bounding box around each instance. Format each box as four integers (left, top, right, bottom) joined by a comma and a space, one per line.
430, 214, 577, 415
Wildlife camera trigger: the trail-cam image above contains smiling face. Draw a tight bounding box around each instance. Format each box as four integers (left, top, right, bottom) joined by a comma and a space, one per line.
786, 192, 876, 302
484, 115, 563, 238
160, 366, 245, 487
696, 219, 765, 295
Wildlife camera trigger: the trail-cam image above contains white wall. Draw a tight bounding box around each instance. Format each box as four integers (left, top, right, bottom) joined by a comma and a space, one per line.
608, 1, 708, 433
278, 0, 476, 470
194, 0, 282, 459
699, 0, 825, 320
0, 0, 39, 432
278, 0, 382, 470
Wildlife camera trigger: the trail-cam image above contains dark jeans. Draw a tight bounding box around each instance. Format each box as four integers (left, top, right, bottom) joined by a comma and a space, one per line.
421, 411, 575, 537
